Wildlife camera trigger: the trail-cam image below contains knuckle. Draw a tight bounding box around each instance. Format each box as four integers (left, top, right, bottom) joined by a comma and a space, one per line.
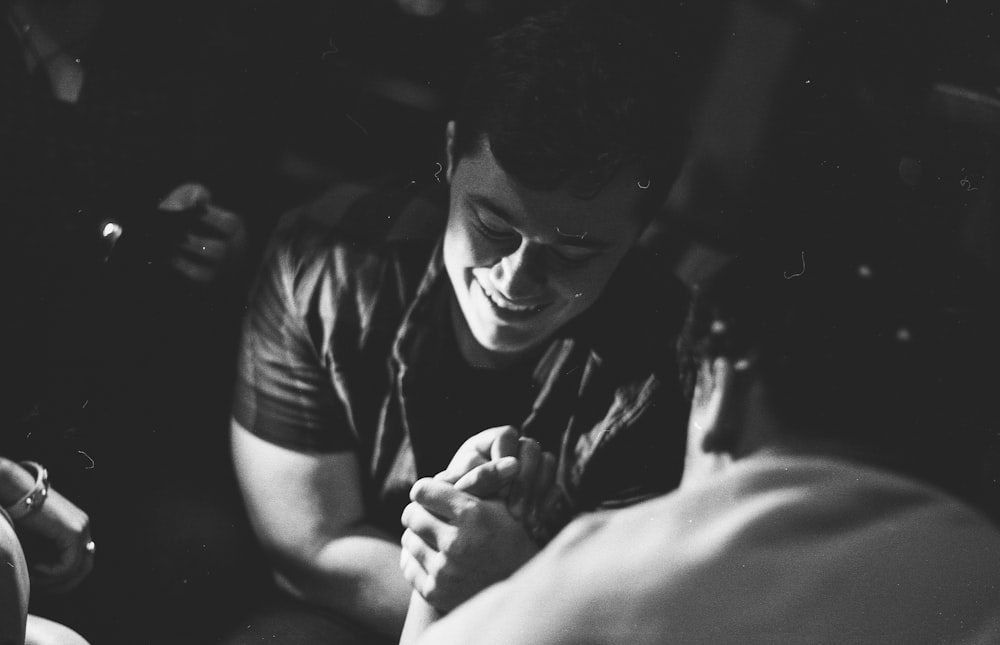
437, 532, 457, 558
429, 561, 457, 591
401, 528, 423, 556
401, 558, 419, 585
410, 477, 432, 501
401, 502, 416, 527
439, 529, 470, 560
498, 425, 518, 439
452, 458, 477, 476
454, 500, 482, 525
428, 553, 448, 580
423, 581, 440, 605
463, 467, 486, 487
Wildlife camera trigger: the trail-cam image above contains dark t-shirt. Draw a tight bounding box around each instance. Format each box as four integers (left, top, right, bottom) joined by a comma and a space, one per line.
420, 312, 538, 474
234, 182, 691, 538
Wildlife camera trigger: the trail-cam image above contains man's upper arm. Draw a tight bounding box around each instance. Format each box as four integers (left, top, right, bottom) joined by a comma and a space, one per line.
229, 212, 366, 560
231, 419, 365, 562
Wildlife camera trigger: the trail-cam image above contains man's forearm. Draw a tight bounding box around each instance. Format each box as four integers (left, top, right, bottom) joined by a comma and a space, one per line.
270, 524, 412, 638
399, 590, 444, 645
232, 422, 408, 636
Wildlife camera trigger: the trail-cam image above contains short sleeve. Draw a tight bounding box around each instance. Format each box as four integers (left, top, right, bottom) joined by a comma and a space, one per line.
232, 223, 356, 452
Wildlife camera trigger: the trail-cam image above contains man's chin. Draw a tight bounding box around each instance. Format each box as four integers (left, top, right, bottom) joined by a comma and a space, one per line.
472, 325, 549, 358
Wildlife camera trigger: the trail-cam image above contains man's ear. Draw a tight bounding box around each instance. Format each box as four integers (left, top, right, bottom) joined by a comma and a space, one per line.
444, 120, 457, 183
689, 357, 739, 455
680, 357, 739, 488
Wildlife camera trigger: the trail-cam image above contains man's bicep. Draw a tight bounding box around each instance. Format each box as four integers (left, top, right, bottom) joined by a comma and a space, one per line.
231, 418, 366, 558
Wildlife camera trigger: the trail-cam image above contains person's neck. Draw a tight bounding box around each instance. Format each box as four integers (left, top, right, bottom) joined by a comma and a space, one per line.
682, 373, 897, 488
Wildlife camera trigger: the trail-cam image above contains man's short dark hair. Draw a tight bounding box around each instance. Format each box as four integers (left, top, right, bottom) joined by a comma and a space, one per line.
677, 250, 996, 497
452, 4, 689, 205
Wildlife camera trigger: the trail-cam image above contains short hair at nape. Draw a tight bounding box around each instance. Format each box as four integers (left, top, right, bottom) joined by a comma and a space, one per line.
677, 250, 996, 496
452, 4, 689, 203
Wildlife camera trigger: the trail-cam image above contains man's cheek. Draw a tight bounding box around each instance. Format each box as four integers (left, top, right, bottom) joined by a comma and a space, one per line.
445, 231, 475, 270
466, 239, 502, 269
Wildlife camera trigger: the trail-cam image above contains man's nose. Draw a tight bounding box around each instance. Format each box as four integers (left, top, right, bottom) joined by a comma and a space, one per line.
491, 241, 546, 299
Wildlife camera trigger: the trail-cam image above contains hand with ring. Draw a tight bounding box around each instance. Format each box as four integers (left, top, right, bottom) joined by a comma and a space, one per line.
159, 182, 250, 285
18, 485, 95, 593
0, 458, 95, 594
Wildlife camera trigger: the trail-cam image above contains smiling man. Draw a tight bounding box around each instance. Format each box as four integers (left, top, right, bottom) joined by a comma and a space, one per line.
443, 123, 650, 370
227, 6, 691, 644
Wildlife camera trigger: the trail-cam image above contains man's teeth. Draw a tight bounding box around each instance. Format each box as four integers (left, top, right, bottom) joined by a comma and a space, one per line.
482, 284, 539, 312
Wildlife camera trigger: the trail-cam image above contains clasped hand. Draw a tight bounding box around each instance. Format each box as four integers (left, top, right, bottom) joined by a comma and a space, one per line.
0, 458, 93, 594
399, 426, 558, 612
159, 182, 249, 284
17, 488, 94, 594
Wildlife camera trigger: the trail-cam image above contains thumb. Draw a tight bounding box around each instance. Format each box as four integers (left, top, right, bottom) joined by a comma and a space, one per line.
158, 182, 212, 212
453, 456, 519, 498
490, 426, 521, 461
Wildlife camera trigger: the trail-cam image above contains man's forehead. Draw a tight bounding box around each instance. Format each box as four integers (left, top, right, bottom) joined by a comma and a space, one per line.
455, 149, 648, 239
468, 193, 616, 249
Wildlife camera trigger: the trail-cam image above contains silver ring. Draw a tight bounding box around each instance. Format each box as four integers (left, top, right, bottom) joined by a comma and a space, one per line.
85, 540, 96, 555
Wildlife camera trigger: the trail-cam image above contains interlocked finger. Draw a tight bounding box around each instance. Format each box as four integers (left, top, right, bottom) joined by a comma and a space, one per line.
508, 437, 542, 519
401, 500, 452, 552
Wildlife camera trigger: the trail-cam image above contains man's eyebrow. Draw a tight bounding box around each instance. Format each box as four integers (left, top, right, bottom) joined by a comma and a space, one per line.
468, 195, 612, 250
469, 195, 517, 224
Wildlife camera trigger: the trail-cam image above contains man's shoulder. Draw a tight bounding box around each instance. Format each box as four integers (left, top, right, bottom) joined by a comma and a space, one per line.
273, 179, 447, 257
667, 454, 1000, 590
262, 180, 447, 293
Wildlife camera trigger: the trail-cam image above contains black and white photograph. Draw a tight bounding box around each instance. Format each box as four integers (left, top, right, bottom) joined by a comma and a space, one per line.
1, 1, 998, 643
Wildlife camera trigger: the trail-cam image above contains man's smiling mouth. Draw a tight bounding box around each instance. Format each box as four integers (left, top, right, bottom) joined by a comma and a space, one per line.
475, 279, 547, 316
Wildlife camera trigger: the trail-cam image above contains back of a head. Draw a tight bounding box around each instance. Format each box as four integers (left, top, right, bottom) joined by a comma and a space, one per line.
674, 0, 998, 501
451, 3, 689, 205
678, 249, 997, 499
